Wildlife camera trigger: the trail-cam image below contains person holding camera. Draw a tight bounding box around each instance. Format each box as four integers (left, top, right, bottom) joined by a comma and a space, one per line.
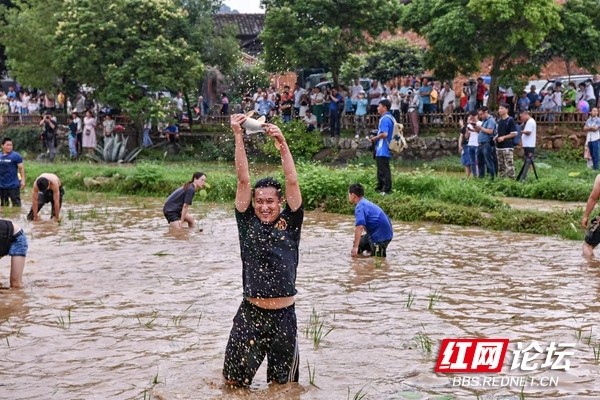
39, 111, 57, 162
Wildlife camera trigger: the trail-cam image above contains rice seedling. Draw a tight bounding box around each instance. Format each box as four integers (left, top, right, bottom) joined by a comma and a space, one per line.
306, 361, 320, 389
5, 336, 9, 348
67, 209, 75, 220
56, 305, 73, 328
136, 311, 158, 329
405, 290, 416, 308
573, 317, 583, 341
170, 303, 194, 327
519, 384, 526, 400
585, 327, 594, 346
196, 312, 203, 327
347, 384, 369, 400
414, 325, 433, 353
427, 287, 442, 310
592, 341, 600, 364
304, 307, 334, 350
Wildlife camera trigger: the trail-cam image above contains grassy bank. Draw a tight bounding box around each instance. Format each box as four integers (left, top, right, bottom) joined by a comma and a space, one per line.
26, 159, 588, 241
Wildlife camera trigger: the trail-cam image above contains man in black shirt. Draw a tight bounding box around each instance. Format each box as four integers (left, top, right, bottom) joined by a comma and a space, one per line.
495, 103, 518, 179
223, 114, 303, 387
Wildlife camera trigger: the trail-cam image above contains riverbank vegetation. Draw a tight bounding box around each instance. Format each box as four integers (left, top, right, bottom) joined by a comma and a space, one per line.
25, 151, 593, 241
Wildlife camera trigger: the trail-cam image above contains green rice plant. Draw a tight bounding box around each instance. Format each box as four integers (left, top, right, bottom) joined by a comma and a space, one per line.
592, 341, 600, 364
136, 311, 158, 329
519, 384, 526, 400
428, 287, 442, 310
56, 305, 73, 328
170, 303, 194, 327
306, 361, 320, 389
414, 328, 433, 354
5, 336, 9, 348
585, 327, 594, 346
304, 307, 334, 349
347, 384, 369, 400
405, 290, 416, 308
573, 317, 583, 341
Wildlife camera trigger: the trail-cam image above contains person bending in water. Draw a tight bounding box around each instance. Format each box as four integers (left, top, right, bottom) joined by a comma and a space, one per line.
0, 219, 28, 288
348, 183, 393, 257
162, 172, 206, 229
582, 173, 600, 259
27, 173, 64, 221
223, 114, 303, 387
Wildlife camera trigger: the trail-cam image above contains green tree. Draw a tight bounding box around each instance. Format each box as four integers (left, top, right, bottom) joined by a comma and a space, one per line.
0, 0, 65, 90
547, 0, 600, 75
400, 0, 562, 109
360, 38, 424, 84
261, 0, 401, 85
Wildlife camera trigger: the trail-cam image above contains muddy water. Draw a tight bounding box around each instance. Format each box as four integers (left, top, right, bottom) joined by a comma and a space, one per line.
0, 199, 599, 400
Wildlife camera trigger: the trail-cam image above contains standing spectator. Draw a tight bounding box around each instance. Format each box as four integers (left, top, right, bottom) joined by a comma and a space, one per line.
252, 88, 263, 113
465, 110, 480, 177
293, 83, 303, 117
20, 91, 30, 115
102, 114, 115, 138
327, 87, 343, 137
585, 80, 597, 111
474, 107, 496, 179
476, 77, 486, 109
563, 82, 577, 113
584, 107, 600, 170
257, 93, 275, 119
220, 93, 229, 116
407, 89, 421, 138
0, 91, 9, 115
419, 78, 432, 117
310, 87, 324, 128
518, 110, 537, 181
495, 103, 517, 179
527, 85, 540, 110
350, 79, 364, 102
440, 82, 455, 121
348, 183, 393, 258
56, 90, 66, 112
72, 111, 83, 154
516, 90, 530, 114
389, 87, 401, 122
399, 78, 411, 121
467, 79, 477, 112
82, 110, 97, 155
505, 87, 515, 117
352, 91, 368, 139
370, 100, 394, 195
368, 80, 383, 115
280, 92, 293, 123
67, 115, 78, 159
39, 111, 57, 162
74, 92, 86, 114
458, 119, 472, 177
0, 137, 25, 206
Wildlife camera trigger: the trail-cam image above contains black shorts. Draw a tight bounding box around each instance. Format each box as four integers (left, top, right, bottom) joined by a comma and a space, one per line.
164, 212, 181, 223
223, 299, 299, 386
585, 216, 600, 248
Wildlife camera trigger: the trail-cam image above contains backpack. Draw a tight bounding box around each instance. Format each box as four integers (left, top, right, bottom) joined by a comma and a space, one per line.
383, 114, 407, 155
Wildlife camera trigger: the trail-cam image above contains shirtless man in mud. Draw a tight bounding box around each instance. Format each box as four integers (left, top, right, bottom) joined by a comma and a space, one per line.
582, 174, 600, 259
27, 173, 64, 222
223, 114, 303, 387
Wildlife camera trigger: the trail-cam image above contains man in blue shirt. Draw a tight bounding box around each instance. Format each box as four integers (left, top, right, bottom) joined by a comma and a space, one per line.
474, 107, 497, 179
348, 183, 393, 258
0, 138, 25, 207
370, 99, 394, 194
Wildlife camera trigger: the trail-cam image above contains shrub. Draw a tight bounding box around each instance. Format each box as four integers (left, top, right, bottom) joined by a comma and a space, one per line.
1, 126, 45, 154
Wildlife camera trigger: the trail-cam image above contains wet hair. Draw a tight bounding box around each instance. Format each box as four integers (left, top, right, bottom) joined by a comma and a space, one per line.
183, 172, 205, 191
2, 137, 12, 145
379, 99, 391, 110
253, 177, 282, 199
36, 177, 49, 192
348, 183, 364, 197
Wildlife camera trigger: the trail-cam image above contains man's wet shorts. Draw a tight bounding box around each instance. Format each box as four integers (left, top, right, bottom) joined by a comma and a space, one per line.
8, 230, 28, 257
585, 216, 600, 248
164, 212, 181, 223
223, 298, 299, 386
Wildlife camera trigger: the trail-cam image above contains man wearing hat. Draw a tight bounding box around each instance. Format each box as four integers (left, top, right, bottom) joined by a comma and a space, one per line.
352, 90, 369, 139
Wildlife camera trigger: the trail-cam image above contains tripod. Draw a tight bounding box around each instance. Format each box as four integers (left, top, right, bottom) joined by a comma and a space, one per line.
516, 154, 538, 181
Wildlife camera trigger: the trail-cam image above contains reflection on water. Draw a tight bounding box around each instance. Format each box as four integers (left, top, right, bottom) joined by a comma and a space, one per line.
0, 199, 599, 399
